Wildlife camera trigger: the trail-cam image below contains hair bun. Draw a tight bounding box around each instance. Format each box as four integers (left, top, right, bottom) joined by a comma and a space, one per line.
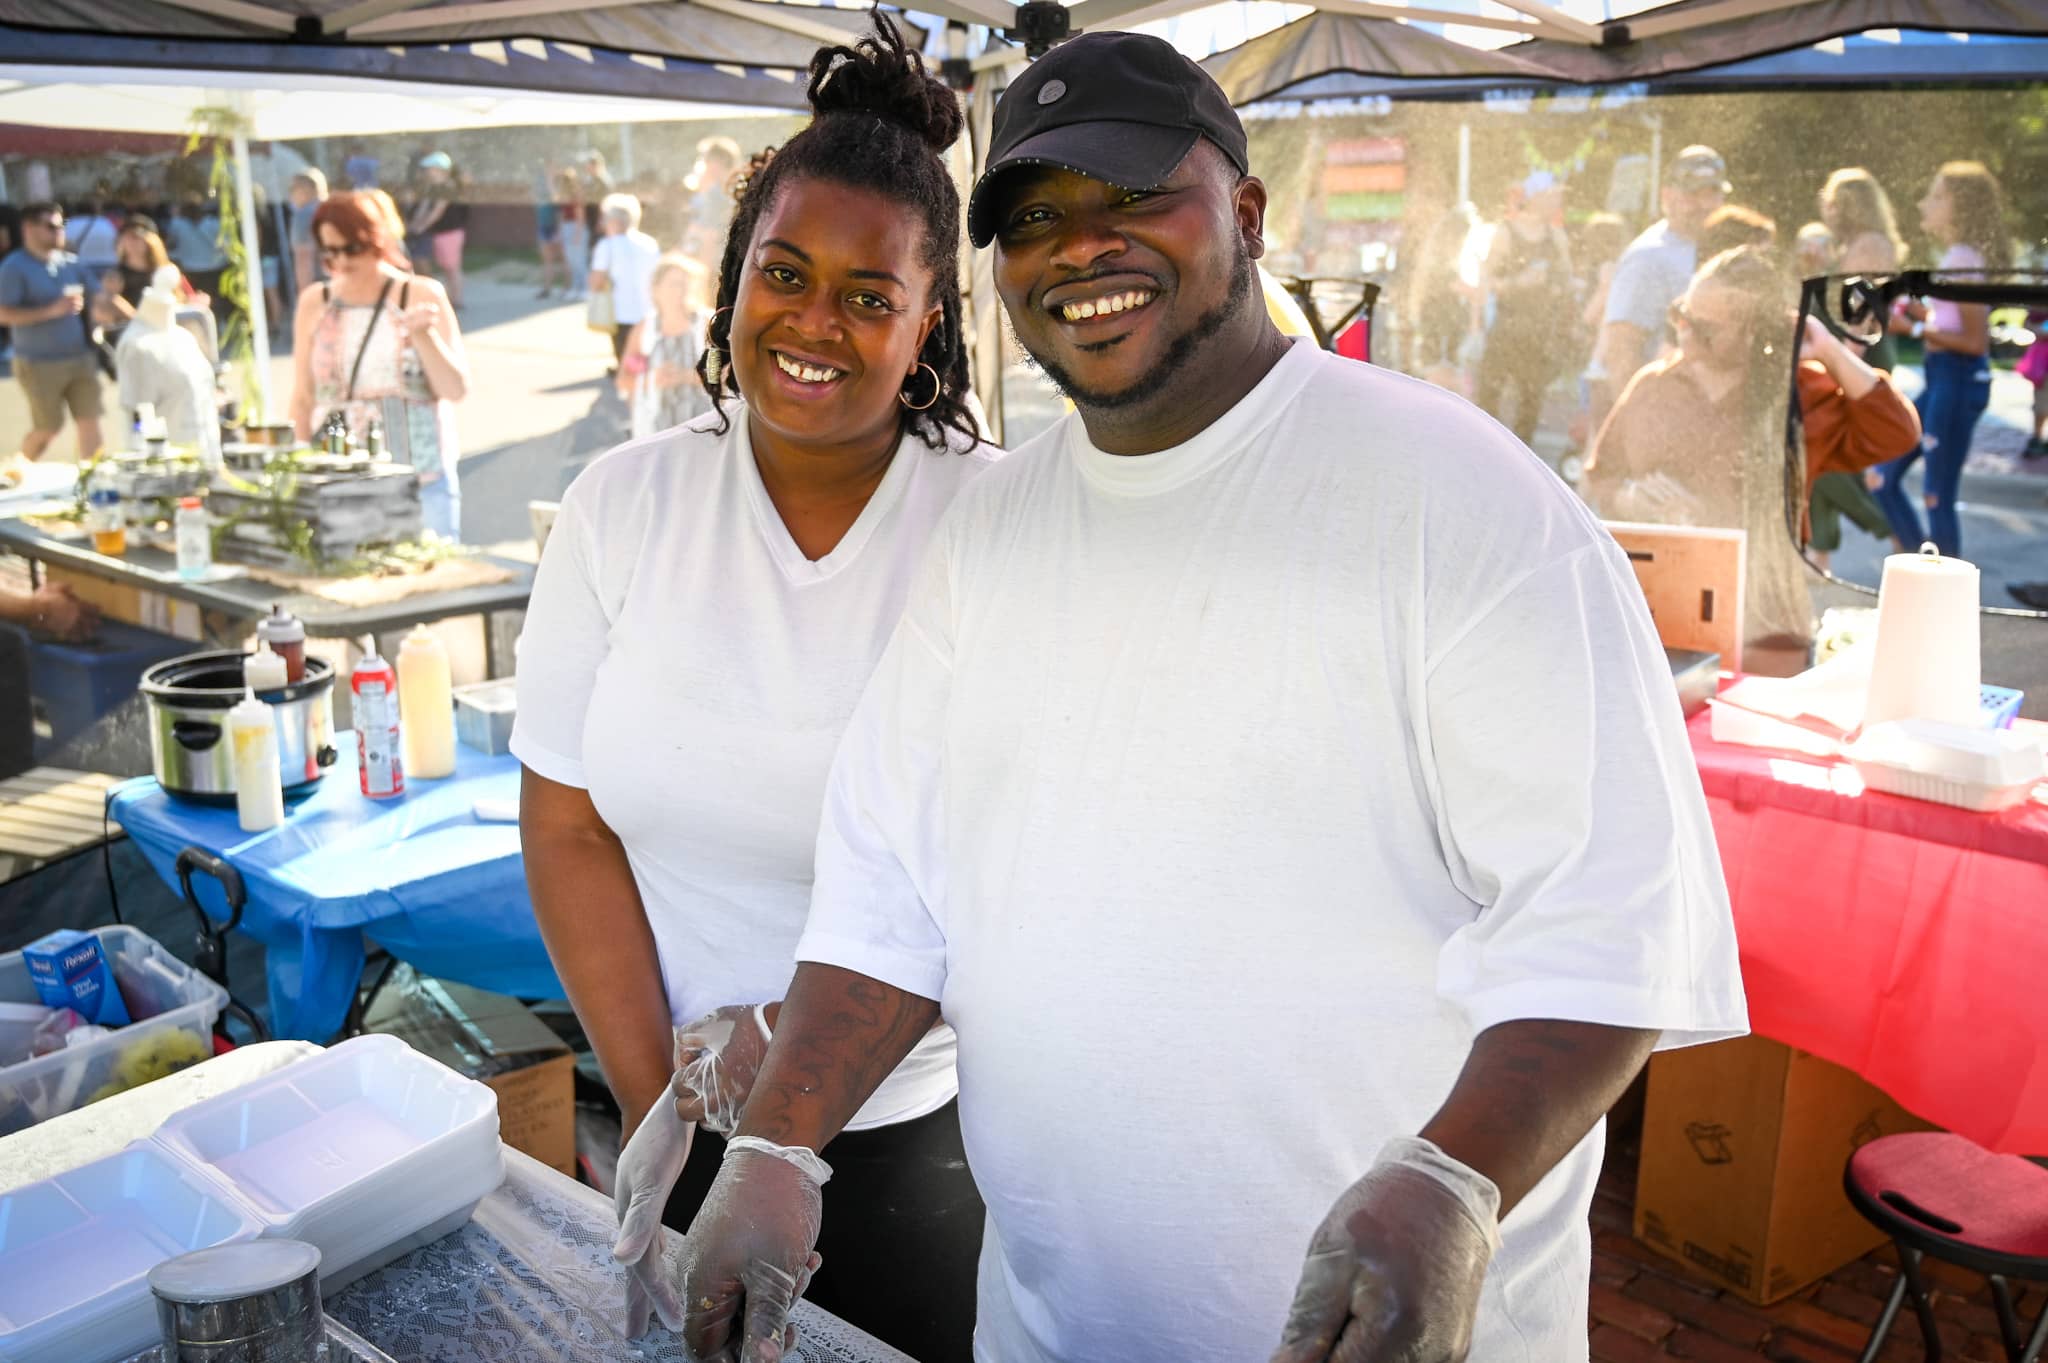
806, 12, 964, 155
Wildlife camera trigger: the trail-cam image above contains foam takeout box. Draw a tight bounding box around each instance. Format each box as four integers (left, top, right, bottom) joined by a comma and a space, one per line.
0, 1034, 504, 1363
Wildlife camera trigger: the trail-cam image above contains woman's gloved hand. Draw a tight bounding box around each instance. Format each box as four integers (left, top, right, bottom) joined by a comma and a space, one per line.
672, 1003, 773, 1134
677, 1139, 828, 1363
1268, 1136, 1502, 1363
612, 1099, 695, 1338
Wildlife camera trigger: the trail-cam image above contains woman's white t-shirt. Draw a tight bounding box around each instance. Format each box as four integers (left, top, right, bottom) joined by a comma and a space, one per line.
513, 407, 999, 1129
592, 229, 662, 326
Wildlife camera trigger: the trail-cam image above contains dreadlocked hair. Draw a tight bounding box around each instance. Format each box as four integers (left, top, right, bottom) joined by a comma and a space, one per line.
697, 11, 975, 449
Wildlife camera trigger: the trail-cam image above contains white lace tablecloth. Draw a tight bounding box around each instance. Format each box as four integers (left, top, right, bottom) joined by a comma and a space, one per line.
1, 1045, 914, 1363
328, 1147, 916, 1363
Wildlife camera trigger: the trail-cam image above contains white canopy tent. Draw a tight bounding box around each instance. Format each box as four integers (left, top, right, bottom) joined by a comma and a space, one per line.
5, 0, 2044, 433
0, 66, 801, 420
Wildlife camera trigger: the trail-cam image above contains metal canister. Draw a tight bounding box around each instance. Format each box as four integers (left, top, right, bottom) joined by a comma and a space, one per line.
148, 1239, 324, 1362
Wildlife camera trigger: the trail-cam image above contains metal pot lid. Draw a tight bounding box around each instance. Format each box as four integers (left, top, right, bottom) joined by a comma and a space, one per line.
141, 650, 335, 709
149, 1241, 322, 1304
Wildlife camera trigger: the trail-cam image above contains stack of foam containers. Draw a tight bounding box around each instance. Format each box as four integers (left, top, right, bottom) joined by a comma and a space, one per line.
0, 1034, 503, 1363
0, 1145, 262, 1362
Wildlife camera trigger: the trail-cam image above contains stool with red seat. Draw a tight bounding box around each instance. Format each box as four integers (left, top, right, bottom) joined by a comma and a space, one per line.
1844, 1132, 2048, 1362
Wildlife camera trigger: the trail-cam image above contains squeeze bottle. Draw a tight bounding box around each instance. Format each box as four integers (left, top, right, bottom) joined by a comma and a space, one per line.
229, 686, 284, 832
243, 642, 288, 693
256, 605, 307, 683
398, 624, 456, 779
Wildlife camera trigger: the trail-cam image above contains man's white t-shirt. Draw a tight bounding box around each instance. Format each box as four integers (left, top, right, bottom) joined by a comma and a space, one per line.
799, 339, 1747, 1362
513, 407, 1000, 1130
591, 229, 662, 326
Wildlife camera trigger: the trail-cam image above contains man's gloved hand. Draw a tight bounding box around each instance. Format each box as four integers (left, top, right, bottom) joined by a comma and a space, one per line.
1269, 1136, 1503, 1363
677, 1139, 827, 1363
673, 1004, 773, 1135
612, 1099, 695, 1338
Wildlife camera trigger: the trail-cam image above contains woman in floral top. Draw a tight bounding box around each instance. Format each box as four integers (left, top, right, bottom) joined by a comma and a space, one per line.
289, 191, 469, 540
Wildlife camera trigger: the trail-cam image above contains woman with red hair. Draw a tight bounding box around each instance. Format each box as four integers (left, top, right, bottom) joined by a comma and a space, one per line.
290, 191, 468, 539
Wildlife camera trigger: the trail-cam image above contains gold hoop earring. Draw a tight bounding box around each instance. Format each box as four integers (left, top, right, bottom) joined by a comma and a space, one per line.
899, 361, 940, 411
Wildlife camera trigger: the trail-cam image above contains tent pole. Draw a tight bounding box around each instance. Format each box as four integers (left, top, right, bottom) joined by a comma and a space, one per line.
1456, 122, 1470, 209
1648, 117, 1662, 222
965, 76, 1004, 446
230, 95, 273, 423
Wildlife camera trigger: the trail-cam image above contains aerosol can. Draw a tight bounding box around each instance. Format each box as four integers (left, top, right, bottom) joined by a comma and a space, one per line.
351, 651, 405, 799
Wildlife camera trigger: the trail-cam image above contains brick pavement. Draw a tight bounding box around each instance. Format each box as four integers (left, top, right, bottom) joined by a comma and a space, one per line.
1590, 1142, 2038, 1363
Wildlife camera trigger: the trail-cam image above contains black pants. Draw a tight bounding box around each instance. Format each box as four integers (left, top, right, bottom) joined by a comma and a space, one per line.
664, 1100, 982, 1363
1473, 316, 1558, 446
0, 623, 33, 780
1809, 470, 1892, 553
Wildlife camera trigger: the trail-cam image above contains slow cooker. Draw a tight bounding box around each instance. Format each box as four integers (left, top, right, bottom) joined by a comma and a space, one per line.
141, 651, 339, 803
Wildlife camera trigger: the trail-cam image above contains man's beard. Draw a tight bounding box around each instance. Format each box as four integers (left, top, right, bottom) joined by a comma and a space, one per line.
1023, 245, 1256, 412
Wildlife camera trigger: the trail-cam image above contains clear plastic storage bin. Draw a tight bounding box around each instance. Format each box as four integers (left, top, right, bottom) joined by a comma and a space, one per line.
0, 927, 229, 1138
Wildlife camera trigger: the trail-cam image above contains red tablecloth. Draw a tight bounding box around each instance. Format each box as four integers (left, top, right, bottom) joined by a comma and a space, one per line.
1689, 704, 2048, 1153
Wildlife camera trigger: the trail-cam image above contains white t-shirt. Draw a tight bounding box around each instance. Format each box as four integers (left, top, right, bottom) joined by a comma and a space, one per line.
513, 407, 1000, 1130
592, 229, 662, 326
799, 339, 1747, 1363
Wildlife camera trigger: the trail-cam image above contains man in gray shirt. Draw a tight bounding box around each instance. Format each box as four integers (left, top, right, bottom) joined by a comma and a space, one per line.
0, 202, 104, 462
1591, 146, 1730, 427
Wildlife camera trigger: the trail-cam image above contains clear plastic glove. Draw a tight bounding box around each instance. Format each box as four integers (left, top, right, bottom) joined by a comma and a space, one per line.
612, 1099, 694, 1338
1269, 1136, 1503, 1363
672, 1004, 772, 1135
677, 1140, 827, 1363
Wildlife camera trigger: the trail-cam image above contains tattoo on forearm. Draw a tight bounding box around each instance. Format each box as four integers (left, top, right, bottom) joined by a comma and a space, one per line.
742, 971, 936, 1145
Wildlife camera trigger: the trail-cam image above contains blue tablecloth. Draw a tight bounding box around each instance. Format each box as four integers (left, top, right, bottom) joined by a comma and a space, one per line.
110, 736, 563, 1040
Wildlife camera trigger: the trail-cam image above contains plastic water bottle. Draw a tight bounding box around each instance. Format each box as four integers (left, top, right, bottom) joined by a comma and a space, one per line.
86, 463, 126, 556
175, 496, 210, 580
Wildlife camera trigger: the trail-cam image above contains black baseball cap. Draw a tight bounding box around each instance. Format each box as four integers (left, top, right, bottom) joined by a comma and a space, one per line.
966, 31, 1249, 249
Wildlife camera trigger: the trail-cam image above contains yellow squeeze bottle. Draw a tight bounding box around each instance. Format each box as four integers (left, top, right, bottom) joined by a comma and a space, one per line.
229, 686, 284, 832
398, 624, 456, 779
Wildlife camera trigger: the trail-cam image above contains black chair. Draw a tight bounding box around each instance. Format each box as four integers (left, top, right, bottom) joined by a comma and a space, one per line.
1844, 1132, 2048, 1362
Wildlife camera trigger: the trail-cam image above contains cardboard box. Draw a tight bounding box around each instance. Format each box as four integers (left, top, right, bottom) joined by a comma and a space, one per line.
45, 565, 204, 641
366, 969, 577, 1177
1634, 1034, 1935, 1304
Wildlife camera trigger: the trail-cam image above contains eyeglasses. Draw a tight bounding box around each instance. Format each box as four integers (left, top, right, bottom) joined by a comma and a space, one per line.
318, 241, 369, 260
27, 217, 62, 232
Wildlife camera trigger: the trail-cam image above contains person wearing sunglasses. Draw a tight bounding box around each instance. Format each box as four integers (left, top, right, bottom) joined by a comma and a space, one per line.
289, 190, 469, 540
0, 202, 105, 469
1590, 250, 1812, 669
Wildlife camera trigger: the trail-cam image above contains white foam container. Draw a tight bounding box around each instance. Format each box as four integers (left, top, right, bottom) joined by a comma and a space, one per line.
1847, 719, 2048, 812
150, 1034, 504, 1289
0, 1144, 264, 1363
0, 927, 228, 1138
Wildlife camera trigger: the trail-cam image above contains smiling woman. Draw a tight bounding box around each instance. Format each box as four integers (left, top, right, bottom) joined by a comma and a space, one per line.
511, 13, 994, 1363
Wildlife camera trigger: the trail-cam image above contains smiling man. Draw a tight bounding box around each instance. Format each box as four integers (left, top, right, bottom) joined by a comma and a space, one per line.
673, 32, 1747, 1363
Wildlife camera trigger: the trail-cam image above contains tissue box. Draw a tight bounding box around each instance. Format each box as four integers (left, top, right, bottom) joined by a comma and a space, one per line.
21, 931, 132, 1026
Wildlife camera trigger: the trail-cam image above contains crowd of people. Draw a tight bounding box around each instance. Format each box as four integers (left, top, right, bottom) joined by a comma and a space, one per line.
1413, 143, 2034, 660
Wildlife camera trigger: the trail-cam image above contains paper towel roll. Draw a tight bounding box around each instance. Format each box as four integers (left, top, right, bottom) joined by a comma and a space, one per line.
1862, 544, 1980, 729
